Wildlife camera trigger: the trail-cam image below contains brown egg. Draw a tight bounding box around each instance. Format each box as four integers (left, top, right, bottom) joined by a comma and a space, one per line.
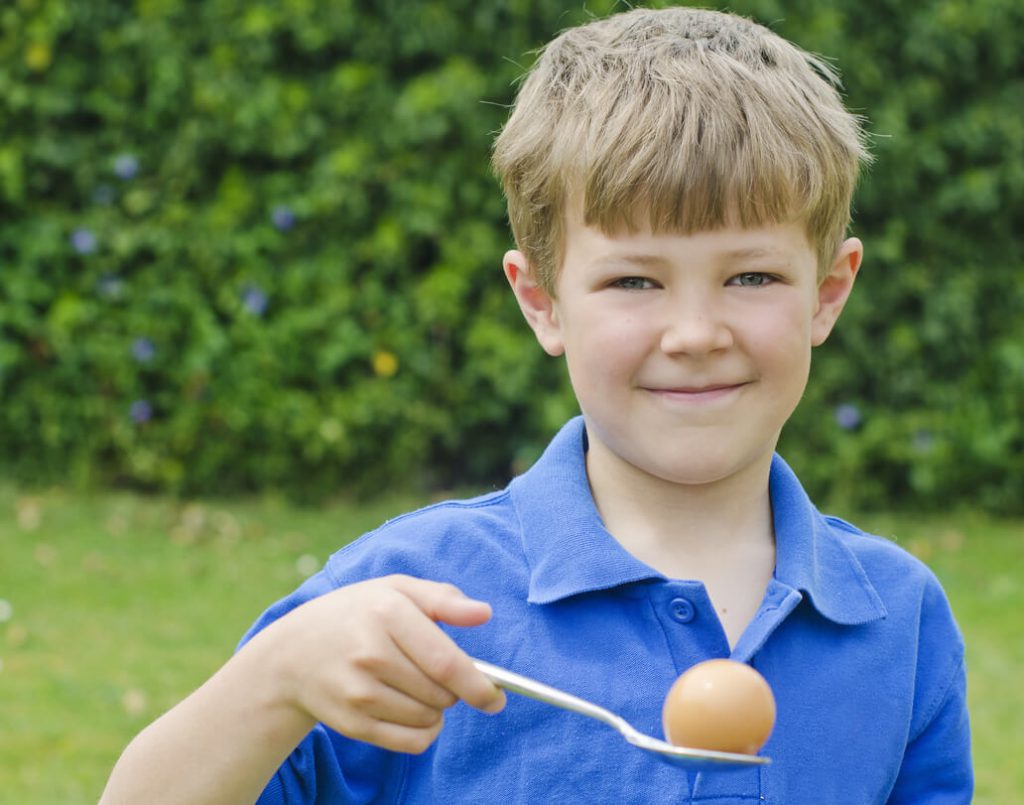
662, 659, 776, 755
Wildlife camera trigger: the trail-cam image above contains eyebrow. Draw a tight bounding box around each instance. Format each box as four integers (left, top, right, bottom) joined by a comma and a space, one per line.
720, 247, 792, 263
592, 248, 793, 267
591, 254, 670, 268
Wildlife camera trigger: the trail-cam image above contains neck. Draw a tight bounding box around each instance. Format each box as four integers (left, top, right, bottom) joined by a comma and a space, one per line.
585, 442, 776, 576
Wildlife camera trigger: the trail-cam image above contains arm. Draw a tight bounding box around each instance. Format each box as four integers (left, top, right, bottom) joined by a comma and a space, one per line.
887, 566, 973, 804
887, 654, 972, 804
100, 575, 506, 805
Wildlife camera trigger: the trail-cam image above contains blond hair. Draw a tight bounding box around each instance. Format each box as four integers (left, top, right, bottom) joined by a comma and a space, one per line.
492, 6, 871, 291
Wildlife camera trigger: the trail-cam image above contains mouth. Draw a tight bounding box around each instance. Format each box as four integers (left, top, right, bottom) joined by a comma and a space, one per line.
643, 382, 749, 402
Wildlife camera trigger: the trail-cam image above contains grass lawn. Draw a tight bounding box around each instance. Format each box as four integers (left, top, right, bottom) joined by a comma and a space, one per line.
1, 484, 1021, 803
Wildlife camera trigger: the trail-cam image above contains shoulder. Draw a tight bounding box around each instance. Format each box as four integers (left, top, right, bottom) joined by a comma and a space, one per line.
821, 515, 968, 736
822, 515, 945, 592
822, 515, 929, 574
770, 453, 952, 628
322, 487, 523, 584
238, 487, 527, 647
822, 514, 964, 651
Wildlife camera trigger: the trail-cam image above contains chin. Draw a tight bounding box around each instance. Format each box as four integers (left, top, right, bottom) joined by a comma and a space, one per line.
640, 445, 774, 489
654, 464, 743, 488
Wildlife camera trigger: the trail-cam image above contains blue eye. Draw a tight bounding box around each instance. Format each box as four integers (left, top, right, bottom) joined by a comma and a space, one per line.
613, 277, 654, 290
732, 272, 774, 287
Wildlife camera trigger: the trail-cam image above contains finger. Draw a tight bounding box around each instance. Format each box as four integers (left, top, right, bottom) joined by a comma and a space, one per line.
387, 575, 494, 628
348, 713, 447, 755
376, 576, 506, 713
353, 592, 481, 712
384, 598, 506, 715
347, 586, 466, 711
347, 678, 449, 730
352, 641, 459, 713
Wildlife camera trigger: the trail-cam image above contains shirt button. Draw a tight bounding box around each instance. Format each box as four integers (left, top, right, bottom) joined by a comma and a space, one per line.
669, 597, 695, 623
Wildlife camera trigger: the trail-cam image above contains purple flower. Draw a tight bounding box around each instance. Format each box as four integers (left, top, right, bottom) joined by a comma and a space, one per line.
834, 403, 862, 431
130, 400, 152, 424
131, 337, 156, 363
70, 228, 97, 255
271, 204, 296, 231
241, 285, 268, 316
114, 153, 139, 180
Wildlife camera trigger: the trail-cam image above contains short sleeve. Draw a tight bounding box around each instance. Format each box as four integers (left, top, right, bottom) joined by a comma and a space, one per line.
238, 568, 408, 804
255, 723, 407, 805
886, 572, 973, 804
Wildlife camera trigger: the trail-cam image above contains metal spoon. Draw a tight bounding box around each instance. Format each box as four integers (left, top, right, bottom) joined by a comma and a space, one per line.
474, 659, 770, 770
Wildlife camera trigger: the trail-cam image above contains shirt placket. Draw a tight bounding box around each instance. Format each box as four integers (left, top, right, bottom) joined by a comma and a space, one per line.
648, 579, 802, 803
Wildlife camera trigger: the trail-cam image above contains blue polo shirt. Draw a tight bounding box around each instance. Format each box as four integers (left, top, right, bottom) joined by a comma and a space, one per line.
245, 417, 972, 804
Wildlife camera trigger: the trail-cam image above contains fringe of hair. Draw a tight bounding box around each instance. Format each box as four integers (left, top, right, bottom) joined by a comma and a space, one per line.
493, 7, 871, 291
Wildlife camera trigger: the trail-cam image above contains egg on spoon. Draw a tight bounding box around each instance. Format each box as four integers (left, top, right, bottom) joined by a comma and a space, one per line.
662, 659, 776, 755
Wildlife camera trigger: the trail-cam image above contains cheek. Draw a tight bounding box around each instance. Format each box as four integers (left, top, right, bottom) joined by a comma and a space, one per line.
562, 312, 649, 383
758, 329, 811, 365
563, 302, 625, 345
744, 310, 814, 379
764, 342, 813, 401
749, 297, 814, 340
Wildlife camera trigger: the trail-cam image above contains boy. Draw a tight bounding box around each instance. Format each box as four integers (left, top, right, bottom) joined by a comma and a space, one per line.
102, 6, 972, 803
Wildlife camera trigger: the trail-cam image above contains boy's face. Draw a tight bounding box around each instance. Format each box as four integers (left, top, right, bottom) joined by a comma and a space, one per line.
505, 212, 862, 490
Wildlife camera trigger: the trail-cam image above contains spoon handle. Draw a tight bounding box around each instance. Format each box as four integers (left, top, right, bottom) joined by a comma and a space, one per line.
473, 659, 770, 770
474, 659, 631, 734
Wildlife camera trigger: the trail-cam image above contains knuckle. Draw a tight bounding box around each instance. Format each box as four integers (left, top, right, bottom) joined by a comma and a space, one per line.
416, 687, 454, 713
422, 649, 461, 685
381, 573, 414, 591
365, 593, 402, 623
408, 704, 443, 729
344, 682, 376, 711
349, 648, 387, 677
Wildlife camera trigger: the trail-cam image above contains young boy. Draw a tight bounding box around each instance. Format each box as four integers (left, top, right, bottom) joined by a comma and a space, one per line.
102, 7, 972, 803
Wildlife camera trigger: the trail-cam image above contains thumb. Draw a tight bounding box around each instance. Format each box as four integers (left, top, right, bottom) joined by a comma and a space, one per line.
389, 575, 493, 628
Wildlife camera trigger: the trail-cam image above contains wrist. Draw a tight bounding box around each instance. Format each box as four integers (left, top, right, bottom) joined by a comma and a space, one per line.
237, 622, 319, 744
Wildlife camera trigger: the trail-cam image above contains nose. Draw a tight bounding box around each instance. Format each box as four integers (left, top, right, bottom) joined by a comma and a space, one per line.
659, 293, 734, 356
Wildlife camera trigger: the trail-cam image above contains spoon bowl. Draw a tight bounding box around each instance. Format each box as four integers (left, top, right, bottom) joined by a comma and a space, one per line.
474, 659, 770, 771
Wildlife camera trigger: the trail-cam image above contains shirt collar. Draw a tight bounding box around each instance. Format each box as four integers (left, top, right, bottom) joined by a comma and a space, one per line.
769, 452, 887, 624
510, 418, 662, 604
510, 417, 887, 625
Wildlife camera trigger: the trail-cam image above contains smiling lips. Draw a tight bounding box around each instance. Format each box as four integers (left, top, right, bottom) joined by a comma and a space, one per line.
644, 382, 749, 401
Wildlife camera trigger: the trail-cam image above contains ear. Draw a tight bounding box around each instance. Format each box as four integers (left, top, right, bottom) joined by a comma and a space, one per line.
503, 249, 565, 357
811, 237, 863, 347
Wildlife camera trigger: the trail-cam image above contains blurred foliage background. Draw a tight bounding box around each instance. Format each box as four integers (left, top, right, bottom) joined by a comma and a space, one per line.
1, 0, 1021, 511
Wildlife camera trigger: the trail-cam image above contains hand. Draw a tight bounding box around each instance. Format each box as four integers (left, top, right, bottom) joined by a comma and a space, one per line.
253, 574, 506, 754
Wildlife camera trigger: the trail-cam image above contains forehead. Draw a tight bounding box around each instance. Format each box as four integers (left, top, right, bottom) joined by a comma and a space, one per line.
561, 207, 816, 267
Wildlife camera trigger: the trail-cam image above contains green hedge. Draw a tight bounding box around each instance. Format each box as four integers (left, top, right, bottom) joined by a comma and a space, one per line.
773, 0, 1024, 512
2, 0, 1021, 511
